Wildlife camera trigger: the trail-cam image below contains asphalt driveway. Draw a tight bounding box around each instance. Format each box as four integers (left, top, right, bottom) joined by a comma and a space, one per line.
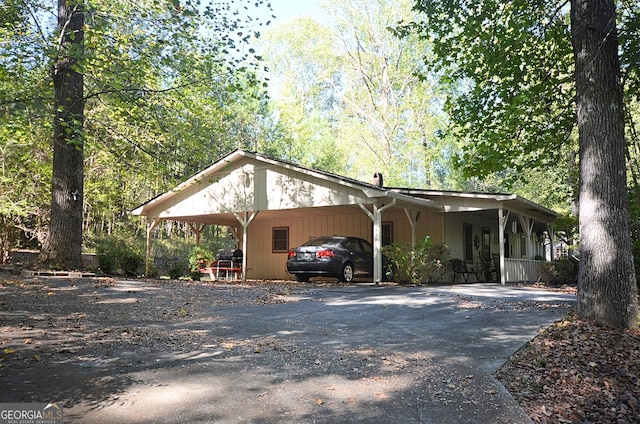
0, 278, 575, 423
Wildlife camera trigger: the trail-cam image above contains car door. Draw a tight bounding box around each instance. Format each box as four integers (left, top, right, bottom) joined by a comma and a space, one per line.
350, 238, 373, 276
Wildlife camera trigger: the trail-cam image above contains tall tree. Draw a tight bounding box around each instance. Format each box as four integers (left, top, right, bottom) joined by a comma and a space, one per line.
0, 1, 53, 261
1, 0, 272, 269
259, 17, 349, 173
400, 0, 639, 328
261, 0, 450, 187
571, 0, 638, 328
39, 0, 86, 269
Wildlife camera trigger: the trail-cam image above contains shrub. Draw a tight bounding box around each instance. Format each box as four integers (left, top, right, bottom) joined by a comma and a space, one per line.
383, 237, 450, 285
188, 246, 214, 271
96, 239, 119, 274
167, 260, 188, 279
118, 249, 144, 276
541, 259, 578, 286
95, 237, 144, 276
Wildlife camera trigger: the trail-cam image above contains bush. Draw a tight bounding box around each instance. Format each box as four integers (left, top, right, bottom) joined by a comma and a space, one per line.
188, 246, 214, 271
95, 237, 144, 276
96, 242, 117, 274
541, 259, 578, 286
167, 260, 188, 279
382, 237, 450, 285
118, 249, 144, 276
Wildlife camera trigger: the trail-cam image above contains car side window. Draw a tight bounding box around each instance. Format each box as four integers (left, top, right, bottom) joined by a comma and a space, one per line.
353, 239, 363, 252
350, 239, 369, 252
345, 239, 357, 251
361, 240, 373, 253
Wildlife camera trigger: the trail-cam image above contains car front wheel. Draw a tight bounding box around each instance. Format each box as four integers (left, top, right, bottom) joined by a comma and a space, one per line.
339, 263, 354, 283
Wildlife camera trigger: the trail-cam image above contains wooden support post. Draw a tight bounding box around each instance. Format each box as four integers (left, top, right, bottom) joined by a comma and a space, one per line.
145, 217, 161, 276
233, 211, 258, 282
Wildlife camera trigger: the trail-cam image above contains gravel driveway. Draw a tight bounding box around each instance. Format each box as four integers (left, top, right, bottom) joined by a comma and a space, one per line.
0, 276, 575, 423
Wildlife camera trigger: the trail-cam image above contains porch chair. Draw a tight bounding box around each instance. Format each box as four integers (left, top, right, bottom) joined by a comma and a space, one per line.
450, 258, 477, 283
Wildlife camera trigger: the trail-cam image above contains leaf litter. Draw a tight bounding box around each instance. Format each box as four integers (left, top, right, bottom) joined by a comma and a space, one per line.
495, 309, 640, 424
2, 275, 637, 423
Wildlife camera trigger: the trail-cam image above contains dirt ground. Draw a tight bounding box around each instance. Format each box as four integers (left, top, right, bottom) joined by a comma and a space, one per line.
0, 276, 304, 401
1, 273, 636, 424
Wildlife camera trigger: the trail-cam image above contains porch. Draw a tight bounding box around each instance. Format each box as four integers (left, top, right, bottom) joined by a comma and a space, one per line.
394, 189, 558, 285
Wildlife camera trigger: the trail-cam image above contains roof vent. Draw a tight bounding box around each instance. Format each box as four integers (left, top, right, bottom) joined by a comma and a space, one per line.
373, 172, 384, 187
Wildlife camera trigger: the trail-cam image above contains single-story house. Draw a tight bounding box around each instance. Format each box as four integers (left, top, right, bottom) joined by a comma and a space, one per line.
131, 149, 558, 283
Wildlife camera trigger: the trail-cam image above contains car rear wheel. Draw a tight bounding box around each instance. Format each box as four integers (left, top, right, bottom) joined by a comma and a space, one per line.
339, 263, 354, 283
295, 274, 311, 282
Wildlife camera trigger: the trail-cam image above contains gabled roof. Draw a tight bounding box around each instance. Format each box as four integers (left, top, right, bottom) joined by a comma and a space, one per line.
131, 149, 557, 225
131, 149, 442, 225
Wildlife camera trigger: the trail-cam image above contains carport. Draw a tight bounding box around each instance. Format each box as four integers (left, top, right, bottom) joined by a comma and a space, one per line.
131, 150, 442, 282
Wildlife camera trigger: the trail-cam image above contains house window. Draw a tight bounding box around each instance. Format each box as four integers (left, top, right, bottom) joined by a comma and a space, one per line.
382, 222, 393, 246
463, 223, 473, 262
272, 227, 289, 252
520, 235, 527, 258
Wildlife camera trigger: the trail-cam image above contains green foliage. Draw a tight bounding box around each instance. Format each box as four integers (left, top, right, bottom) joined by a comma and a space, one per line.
95, 237, 144, 276
188, 246, 214, 270
96, 243, 117, 274
119, 249, 145, 276
396, 0, 577, 182
541, 259, 578, 287
186, 246, 215, 281
395, 1, 639, 202
0, 54, 53, 259
627, 187, 640, 292
382, 237, 450, 285
168, 261, 188, 280
0, 0, 276, 259
260, 0, 451, 187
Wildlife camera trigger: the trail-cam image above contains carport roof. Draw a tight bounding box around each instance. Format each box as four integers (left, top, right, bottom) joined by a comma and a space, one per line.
131, 150, 558, 225
130, 149, 443, 225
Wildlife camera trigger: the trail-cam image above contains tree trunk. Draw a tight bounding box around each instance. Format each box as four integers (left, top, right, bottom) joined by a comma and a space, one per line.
40, 0, 85, 270
571, 0, 638, 328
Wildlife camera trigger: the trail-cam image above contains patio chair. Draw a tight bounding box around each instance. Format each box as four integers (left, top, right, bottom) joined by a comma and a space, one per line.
450, 258, 477, 283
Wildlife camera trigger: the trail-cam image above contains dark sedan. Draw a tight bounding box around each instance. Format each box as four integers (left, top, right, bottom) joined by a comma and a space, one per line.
286, 236, 388, 283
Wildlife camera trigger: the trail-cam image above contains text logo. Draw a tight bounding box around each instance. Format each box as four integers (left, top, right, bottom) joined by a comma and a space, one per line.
0, 403, 63, 424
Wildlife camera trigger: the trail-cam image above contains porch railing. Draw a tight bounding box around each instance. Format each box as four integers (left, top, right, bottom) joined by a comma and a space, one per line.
504, 258, 545, 282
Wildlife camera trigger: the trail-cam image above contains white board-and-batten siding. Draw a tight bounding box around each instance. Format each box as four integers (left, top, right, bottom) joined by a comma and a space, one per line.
156, 162, 371, 219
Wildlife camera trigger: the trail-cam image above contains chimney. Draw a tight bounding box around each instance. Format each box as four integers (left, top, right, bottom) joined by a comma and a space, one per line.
372, 172, 384, 187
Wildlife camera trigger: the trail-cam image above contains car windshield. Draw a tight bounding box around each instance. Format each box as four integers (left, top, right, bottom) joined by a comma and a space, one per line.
302, 237, 343, 247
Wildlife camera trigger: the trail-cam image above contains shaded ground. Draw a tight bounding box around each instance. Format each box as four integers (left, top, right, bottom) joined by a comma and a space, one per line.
0, 275, 596, 423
